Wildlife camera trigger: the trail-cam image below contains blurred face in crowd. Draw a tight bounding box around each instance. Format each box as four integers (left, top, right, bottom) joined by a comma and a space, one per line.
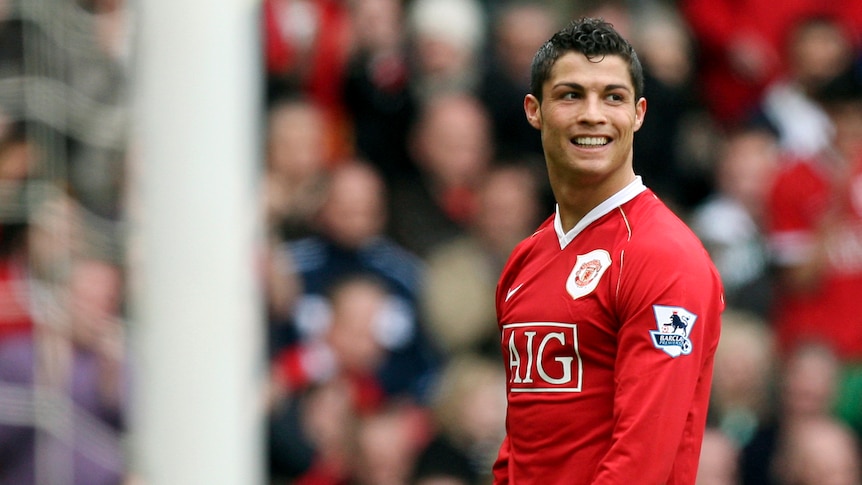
412, 93, 492, 188
696, 429, 739, 485
779, 418, 861, 485
301, 378, 356, 470
716, 130, 779, 218
267, 100, 327, 180
0, 137, 33, 181
789, 19, 853, 91
495, 3, 557, 84
782, 344, 839, 419
326, 278, 388, 375
318, 163, 386, 248
634, 14, 692, 87
69, 259, 123, 350
827, 99, 862, 164
408, 0, 483, 82
353, 407, 420, 485
433, 357, 507, 452
458, 368, 507, 447
349, 0, 403, 52
474, 166, 541, 256
412, 35, 467, 80
28, 195, 84, 279
711, 316, 774, 414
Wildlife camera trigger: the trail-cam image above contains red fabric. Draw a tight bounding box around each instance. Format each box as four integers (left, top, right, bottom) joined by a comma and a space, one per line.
262, 0, 296, 75
493, 185, 723, 484
262, 0, 353, 159
348, 372, 385, 415
681, 0, 862, 125
262, 0, 351, 98
274, 345, 314, 391
440, 185, 477, 226
273, 345, 385, 412
766, 158, 862, 361
293, 458, 350, 485
0, 257, 33, 339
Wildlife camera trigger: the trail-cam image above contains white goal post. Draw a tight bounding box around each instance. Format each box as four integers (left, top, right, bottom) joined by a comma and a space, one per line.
129, 0, 264, 483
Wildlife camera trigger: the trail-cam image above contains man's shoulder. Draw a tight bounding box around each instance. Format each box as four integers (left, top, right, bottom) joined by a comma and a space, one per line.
618, 195, 723, 305
626, 191, 691, 232
625, 194, 710, 262
499, 215, 556, 273
512, 214, 556, 251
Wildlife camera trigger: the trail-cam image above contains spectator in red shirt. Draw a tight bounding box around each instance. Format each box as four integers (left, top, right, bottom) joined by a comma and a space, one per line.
680, 0, 862, 126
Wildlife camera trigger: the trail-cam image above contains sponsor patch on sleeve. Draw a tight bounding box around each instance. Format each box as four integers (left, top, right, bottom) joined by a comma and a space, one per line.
649, 305, 698, 357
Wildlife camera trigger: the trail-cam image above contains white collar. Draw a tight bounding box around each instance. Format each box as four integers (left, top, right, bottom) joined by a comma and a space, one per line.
554, 176, 647, 249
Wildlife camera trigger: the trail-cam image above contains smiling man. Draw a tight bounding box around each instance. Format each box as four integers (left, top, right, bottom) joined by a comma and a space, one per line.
492, 18, 725, 484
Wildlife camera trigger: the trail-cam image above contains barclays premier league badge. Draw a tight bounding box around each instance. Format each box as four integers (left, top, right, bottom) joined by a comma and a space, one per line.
650, 305, 697, 358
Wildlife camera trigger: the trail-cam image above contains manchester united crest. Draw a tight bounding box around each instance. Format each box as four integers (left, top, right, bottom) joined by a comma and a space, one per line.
566, 249, 611, 299
575, 259, 602, 287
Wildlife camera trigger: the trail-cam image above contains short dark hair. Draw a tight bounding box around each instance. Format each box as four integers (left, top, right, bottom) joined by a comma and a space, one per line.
529, 17, 644, 102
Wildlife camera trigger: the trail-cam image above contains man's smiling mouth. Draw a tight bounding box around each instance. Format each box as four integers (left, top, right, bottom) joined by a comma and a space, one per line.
572, 136, 610, 147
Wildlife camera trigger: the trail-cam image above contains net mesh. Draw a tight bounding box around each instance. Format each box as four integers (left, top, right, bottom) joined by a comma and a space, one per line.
0, 0, 130, 483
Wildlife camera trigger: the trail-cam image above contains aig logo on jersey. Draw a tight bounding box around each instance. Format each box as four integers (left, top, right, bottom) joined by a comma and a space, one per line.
502, 322, 583, 392
650, 305, 698, 358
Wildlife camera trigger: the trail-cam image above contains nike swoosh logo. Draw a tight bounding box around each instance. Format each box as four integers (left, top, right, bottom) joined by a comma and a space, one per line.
506, 283, 524, 302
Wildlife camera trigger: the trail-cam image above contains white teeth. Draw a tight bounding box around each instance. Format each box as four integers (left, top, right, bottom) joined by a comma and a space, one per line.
574, 136, 609, 146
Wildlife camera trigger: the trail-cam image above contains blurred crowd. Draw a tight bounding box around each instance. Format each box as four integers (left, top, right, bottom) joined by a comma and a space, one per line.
3, 0, 862, 484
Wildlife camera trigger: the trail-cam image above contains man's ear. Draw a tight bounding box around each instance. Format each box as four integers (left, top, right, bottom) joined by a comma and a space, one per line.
634, 97, 647, 132
524, 94, 542, 130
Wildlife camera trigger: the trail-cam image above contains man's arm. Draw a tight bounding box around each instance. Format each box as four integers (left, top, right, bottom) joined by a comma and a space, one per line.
592, 242, 722, 484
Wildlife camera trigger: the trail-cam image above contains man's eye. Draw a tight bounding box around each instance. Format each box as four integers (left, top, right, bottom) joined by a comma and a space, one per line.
563, 92, 581, 100
607, 93, 624, 102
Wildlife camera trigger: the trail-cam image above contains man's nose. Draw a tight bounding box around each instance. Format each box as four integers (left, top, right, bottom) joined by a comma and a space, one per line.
578, 95, 606, 124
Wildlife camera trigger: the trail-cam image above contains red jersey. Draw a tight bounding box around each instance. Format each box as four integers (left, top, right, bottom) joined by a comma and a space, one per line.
766, 157, 862, 360
493, 178, 724, 485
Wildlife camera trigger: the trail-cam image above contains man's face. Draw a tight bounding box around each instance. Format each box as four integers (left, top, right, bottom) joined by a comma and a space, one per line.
525, 52, 645, 192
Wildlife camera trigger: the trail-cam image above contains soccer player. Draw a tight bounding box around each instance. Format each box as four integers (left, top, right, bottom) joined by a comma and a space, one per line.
492, 18, 724, 484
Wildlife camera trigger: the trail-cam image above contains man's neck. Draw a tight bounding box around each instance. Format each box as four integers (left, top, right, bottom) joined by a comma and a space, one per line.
552, 171, 637, 233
